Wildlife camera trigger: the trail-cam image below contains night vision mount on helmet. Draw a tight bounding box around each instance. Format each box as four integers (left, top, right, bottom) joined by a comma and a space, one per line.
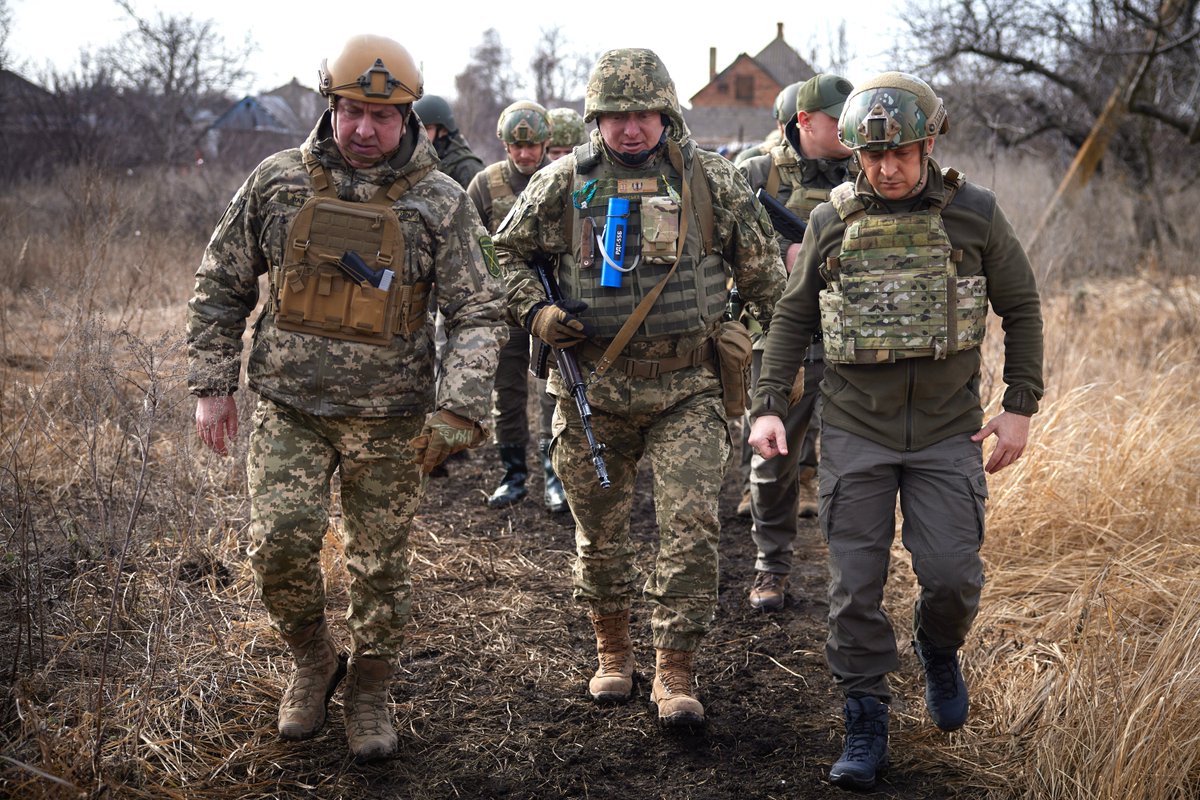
837, 72, 947, 152
319, 34, 423, 106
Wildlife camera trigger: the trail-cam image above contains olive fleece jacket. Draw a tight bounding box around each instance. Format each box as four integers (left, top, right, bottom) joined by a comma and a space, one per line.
750, 160, 1044, 452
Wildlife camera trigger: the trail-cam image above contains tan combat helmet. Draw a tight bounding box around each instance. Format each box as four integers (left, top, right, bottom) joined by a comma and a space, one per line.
496, 101, 552, 144
837, 71, 947, 151
583, 48, 687, 142
319, 34, 423, 107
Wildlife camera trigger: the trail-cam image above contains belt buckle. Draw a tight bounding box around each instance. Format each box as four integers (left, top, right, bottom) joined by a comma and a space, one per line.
624, 358, 659, 379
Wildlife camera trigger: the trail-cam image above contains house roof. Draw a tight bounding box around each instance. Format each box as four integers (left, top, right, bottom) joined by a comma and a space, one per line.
753, 30, 814, 88
207, 78, 324, 136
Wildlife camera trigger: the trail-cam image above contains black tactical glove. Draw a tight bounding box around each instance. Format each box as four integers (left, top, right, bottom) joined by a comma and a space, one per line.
527, 299, 593, 349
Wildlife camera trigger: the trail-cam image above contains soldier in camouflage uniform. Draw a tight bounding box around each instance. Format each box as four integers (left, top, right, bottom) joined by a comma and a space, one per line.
748, 72, 1043, 789
495, 48, 785, 727
188, 35, 505, 763
413, 93, 485, 189
546, 107, 587, 161
468, 101, 566, 512
737, 74, 854, 611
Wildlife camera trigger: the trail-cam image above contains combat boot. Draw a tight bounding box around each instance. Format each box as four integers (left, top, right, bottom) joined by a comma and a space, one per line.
913, 640, 969, 731
487, 444, 528, 508
588, 609, 634, 702
650, 648, 705, 726
277, 618, 347, 740
748, 570, 788, 611
829, 695, 890, 790
540, 438, 568, 514
797, 465, 819, 518
343, 656, 397, 762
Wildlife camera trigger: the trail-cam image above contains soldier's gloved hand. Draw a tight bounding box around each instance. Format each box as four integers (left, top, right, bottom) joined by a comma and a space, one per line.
409, 409, 488, 475
527, 299, 593, 349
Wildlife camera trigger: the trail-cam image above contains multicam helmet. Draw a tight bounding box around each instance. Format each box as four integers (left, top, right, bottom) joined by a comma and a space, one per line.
837, 72, 948, 151
496, 101, 552, 144
319, 34, 423, 106
583, 48, 687, 139
413, 94, 457, 131
547, 107, 587, 148
774, 82, 802, 125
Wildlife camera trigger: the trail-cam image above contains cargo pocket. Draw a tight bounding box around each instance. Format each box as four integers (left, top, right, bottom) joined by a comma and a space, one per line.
954, 454, 989, 545
817, 466, 840, 543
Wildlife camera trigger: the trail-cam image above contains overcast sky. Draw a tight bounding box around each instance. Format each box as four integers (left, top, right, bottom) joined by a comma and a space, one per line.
7, 0, 903, 103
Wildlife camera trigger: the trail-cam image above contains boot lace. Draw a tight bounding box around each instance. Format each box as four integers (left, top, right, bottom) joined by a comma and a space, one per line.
658, 650, 694, 696
843, 709, 887, 760
593, 613, 631, 674
924, 650, 963, 702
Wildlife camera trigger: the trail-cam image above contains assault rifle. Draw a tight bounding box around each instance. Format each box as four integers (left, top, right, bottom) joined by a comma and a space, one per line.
528, 254, 611, 489
755, 188, 808, 244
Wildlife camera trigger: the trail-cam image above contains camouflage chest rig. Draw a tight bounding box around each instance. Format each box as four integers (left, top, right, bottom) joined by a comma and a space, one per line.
556, 138, 723, 341
764, 143, 833, 220
273, 153, 433, 346
819, 168, 988, 363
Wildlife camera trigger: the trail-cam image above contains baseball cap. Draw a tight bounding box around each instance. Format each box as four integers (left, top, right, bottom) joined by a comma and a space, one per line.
796, 73, 854, 118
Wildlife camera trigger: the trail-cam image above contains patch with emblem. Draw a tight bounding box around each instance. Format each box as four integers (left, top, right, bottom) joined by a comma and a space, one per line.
616, 178, 660, 194
479, 235, 500, 277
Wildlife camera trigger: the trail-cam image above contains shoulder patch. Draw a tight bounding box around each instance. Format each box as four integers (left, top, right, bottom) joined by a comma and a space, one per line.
478, 235, 500, 277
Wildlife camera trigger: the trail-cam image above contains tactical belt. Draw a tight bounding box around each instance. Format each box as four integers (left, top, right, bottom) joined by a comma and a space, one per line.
578, 339, 715, 379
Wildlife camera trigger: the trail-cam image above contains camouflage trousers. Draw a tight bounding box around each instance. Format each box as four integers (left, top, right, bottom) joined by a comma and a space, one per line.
549, 355, 730, 652
246, 396, 426, 665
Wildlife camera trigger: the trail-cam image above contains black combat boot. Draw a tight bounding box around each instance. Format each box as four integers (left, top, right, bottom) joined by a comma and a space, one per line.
829, 695, 890, 790
540, 438, 568, 513
913, 640, 969, 731
487, 444, 528, 508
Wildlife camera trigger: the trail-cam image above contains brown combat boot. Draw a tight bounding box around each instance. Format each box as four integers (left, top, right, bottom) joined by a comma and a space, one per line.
748, 571, 789, 611
651, 648, 705, 726
277, 618, 347, 740
588, 609, 634, 702
797, 466, 818, 518
343, 656, 398, 762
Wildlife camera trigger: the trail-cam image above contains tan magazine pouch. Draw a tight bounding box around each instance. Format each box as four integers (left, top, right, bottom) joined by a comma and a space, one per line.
713, 320, 753, 417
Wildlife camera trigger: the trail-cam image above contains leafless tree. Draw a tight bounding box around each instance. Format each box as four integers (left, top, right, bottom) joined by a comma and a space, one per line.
454, 29, 522, 163
93, 0, 253, 166
903, 0, 1198, 252
530, 26, 592, 108
0, 0, 12, 72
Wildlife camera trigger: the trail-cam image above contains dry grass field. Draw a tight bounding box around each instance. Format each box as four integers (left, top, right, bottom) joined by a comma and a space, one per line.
1, 152, 1197, 799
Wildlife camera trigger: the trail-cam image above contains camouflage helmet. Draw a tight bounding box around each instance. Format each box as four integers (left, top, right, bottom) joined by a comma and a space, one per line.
319, 34, 423, 106
497, 100, 552, 144
413, 94, 457, 131
547, 107, 587, 148
774, 82, 802, 125
583, 48, 687, 140
838, 71, 948, 151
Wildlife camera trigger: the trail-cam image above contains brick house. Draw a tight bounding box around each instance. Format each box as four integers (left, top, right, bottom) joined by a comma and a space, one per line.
683, 23, 815, 152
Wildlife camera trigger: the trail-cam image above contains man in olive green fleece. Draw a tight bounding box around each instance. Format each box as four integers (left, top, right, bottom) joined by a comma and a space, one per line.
748, 72, 1043, 791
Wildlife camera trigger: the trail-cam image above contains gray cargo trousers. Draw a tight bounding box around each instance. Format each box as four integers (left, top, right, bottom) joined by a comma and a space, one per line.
818, 424, 988, 701
749, 350, 823, 573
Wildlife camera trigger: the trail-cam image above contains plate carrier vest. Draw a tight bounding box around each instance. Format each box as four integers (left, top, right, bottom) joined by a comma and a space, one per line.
764, 143, 834, 221
481, 160, 518, 235
273, 154, 433, 346
556, 138, 725, 340
819, 168, 988, 363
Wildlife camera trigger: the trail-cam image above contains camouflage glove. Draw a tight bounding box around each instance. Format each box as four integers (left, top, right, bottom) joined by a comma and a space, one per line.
788, 366, 807, 407
409, 409, 488, 475
527, 299, 593, 349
